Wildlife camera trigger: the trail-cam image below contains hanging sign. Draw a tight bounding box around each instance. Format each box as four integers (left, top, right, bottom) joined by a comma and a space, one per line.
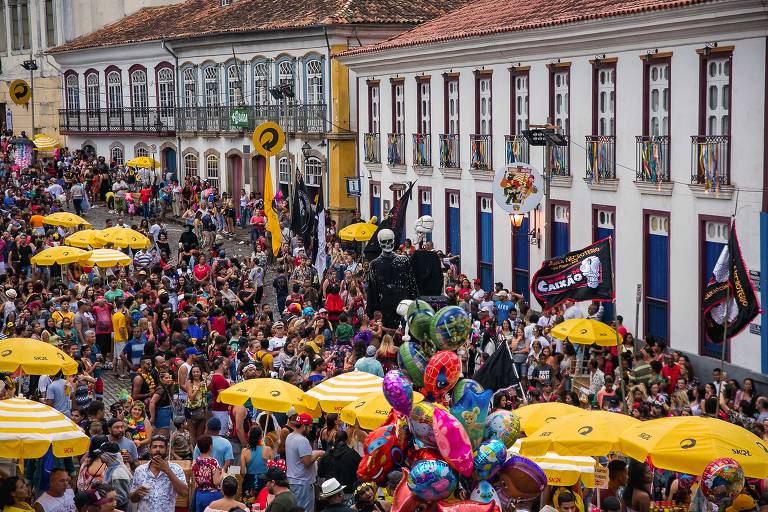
231, 108, 250, 129
252, 121, 285, 157
492, 162, 544, 214
9, 80, 31, 105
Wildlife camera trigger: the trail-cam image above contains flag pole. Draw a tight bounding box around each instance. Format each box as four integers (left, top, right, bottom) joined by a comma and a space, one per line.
716, 191, 739, 417
608, 235, 627, 409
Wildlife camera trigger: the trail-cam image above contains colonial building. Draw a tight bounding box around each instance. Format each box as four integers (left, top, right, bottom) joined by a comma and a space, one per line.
48, 0, 467, 221
338, 0, 768, 373
0, 0, 183, 138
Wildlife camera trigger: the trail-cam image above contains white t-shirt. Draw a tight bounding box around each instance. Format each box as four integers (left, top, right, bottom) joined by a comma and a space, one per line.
35, 489, 76, 512
564, 305, 584, 320
268, 336, 287, 351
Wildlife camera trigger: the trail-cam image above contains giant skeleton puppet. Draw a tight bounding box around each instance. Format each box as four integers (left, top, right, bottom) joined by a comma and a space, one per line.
366, 228, 418, 329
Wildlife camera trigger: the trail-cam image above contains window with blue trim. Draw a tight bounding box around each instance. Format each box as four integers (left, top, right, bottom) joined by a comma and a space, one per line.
478, 196, 494, 292
447, 192, 461, 259
226, 63, 243, 106
512, 216, 529, 302
276, 59, 294, 94
701, 220, 729, 358
305, 59, 324, 104
418, 189, 432, 242
552, 204, 570, 258
645, 214, 670, 344
595, 209, 615, 322
252, 61, 269, 105
370, 183, 381, 221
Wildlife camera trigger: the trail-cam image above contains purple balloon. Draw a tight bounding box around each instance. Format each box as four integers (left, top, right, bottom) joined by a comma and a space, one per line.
383, 370, 414, 416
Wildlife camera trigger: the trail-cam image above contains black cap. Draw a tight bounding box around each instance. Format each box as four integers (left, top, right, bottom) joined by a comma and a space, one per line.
602, 497, 622, 512
265, 466, 287, 483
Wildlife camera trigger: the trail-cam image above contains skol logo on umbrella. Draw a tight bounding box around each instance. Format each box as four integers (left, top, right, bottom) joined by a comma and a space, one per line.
680, 438, 697, 449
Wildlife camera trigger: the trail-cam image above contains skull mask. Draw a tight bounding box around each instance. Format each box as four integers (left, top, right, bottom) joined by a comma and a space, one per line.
414, 215, 435, 235
579, 256, 602, 288
378, 229, 396, 254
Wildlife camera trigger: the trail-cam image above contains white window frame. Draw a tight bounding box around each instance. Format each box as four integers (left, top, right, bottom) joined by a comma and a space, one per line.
135, 147, 149, 158
372, 184, 381, 200
447, 79, 459, 135
554, 71, 569, 134
85, 73, 99, 112
65, 74, 79, 110
305, 157, 323, 187
393, 82, 404, 134
370, 85, 380, 133
554, 204, 570, 223
597, 209, 615, 229
44, 0, 55, 48
478, 77, 492, 135
10, 0, 30, 51
278, 60, 293, 90
204, 66, 220, 107
184, 154, 199, 179
515, 74, 529, 134
649, 62, 670, 137
306, 59, 323, 105
253, 62, 269, 105
706, 57, 730, 136
649, 215, 670, 236
421, 189, 432, 205
419, 81, 431, 134
130, 69, 148, 111
227, 63, 242, 106
157, 68, 175, 109
480, 196, 493, 213
597, 67, 615, 136
183, 67, 197, 107
111, 146, 124, 165
278, 157, 290, 184
448, 191, 459, 208
107, 71, 123, 112
206, 155, 220, 188
705, 221, 729, 243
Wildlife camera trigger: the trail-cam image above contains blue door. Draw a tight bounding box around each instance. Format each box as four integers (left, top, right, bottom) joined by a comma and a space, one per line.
552, 204, 570, 258
478, 196, 494, 291
646, 215, 670, 343
512, 217, 530, 302
370, 183, 381, 221
419, 188, 432, 242
595, 210, 615, 323
447, 191, 461, 263
701, 221, 729, 358
165, 148, 177, 177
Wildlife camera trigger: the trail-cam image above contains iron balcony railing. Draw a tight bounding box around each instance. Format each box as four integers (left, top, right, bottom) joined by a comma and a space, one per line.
363, 133, 381, 164
439, 134, 460, 168
636, 135, 671, 183
59, 104, 327, 134
505, 134, 530, 164
585, 135, 616, 182
691, 135, 730, 188
387, 133, 405, 166
470, 134, 492, 170
412, 133, 431, 167
546, 135, 570, 176
59, 107, 176, 134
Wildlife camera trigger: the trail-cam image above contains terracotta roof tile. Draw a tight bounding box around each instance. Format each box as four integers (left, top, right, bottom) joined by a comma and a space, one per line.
48, 0, 470, 53
337, 0, 711, 57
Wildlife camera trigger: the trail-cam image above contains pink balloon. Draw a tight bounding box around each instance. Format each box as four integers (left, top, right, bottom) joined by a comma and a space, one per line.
433, 406, 474, 477
383, 370, 415, 416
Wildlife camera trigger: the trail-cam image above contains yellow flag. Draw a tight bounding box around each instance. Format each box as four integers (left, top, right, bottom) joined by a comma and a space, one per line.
264, 159, 282, 256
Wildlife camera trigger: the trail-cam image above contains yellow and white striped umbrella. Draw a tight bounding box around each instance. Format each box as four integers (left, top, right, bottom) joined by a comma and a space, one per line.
0, 398, 90, 458
79, 249, 132, 267
303, 371, 384, 413
510, 439, 596, 487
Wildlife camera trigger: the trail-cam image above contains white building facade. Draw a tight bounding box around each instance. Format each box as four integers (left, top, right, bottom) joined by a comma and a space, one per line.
340, 0, 768, 372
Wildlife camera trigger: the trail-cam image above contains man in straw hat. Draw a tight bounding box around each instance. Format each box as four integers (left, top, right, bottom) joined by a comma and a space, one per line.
319, 478, 353, 512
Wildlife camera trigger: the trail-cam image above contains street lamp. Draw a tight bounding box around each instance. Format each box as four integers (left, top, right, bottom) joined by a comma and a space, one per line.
21, 58, 38, 135
301, 141, 311, 160
510, 213, 524, 232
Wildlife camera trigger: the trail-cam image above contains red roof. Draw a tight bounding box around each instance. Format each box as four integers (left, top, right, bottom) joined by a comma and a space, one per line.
338, 0, 711, 57
49, 0, 471, 53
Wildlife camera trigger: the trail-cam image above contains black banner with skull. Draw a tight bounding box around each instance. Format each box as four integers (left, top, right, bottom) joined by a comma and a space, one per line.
531, 237, 615, 309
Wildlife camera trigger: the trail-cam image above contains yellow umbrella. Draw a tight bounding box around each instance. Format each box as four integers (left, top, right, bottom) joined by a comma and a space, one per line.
0, 398, 90, 458
303, 371, 384, 413
217, 378, 319, 415
550, 318, 618, 346
31, 246, 89, 266
64, 229, 105, 249
79, 249, 132, 267
513, 402, 582, 436
125, 156, 160, 169
43, 212, 92, 229
94, 226, 151, 249
0, 338, 78, 375
340, 391, 425, 430
520, 410, 640, 457
618, 416, 768, 478
32, 133, 60, 151
339, 217, 378, 242
510, 439, 596, 487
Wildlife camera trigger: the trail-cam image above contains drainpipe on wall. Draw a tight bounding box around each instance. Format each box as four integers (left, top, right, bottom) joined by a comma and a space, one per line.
162, 40, 181, 181
323, 26, 334, 213
761, 37, 768, 373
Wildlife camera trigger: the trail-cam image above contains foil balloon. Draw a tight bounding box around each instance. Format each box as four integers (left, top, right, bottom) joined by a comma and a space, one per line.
383, 370, 415, 416
398, 342, 429, 389
429, 306, 473, 351
357, 417, 408, 483
452, 378, 485, 404
407, 300, 435, 342
410, 401, 438, 448
408, 459, 458, 502
408, 447, 441, 463
470, 481, 502, 509
473, 439, 507, 480
437, 501, 495, 512
392, 468, 436, 512
433, 406, 474, 477
451, 385, 493, 449
484, 409, 521, 449
497, 455, 547, 501
700, 458, 745, 504
424, 350, 462, 397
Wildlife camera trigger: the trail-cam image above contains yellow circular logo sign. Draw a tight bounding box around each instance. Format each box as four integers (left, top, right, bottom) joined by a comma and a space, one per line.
9, 80, 31, 105
252, 122, 285, 157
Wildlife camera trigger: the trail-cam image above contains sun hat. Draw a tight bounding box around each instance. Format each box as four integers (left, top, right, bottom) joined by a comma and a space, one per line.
319, 478, 345, 499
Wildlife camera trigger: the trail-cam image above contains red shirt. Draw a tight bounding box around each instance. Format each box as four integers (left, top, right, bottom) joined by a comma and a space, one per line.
209, 373, 230, 411
193, 264, 210, 281
661, 363, 682, 394
92, 304, 113, 334
140, 188, 151, 204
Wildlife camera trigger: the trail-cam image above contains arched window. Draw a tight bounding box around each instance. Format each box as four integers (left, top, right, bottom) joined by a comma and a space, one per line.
131, 69, 148, 110
206, 155, 219, 188
157, 68, 175, 109
204, 66, 219, 107
253, 62, 268, 105
135, 146, 149, 158
278, 60, 293, 90
278, 156, 291, 184
184, 154, 198, 179
65, 74, 79, 110
85, 73, 99, 111
111, 146, 124, 165
183, 67, 197, 107
107, 71, 123, 112
227, 64, 242, 105
305, 156, 323, 187
306, 59, 323, 104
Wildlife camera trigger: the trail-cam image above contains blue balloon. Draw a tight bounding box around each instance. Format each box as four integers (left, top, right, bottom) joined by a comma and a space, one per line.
407, 459, 458, 501
451, 384, 493, 449
473, 439, 507, 480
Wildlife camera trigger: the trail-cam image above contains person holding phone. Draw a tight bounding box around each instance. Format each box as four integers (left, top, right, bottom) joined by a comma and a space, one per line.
128, 435, 187, 512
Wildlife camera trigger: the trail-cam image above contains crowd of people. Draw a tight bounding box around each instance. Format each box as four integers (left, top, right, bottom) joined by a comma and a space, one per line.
0, 130, 765, 512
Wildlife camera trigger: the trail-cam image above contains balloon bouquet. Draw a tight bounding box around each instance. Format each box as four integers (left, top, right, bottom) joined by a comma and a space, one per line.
357, 301, 547, 512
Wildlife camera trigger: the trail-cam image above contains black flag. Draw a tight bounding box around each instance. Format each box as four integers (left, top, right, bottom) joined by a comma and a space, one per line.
290, 174, 312, 248
703, 223, 760, 342
531, 237, 615, 309
364, 182, 414, 261
474, 342, 520, 392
